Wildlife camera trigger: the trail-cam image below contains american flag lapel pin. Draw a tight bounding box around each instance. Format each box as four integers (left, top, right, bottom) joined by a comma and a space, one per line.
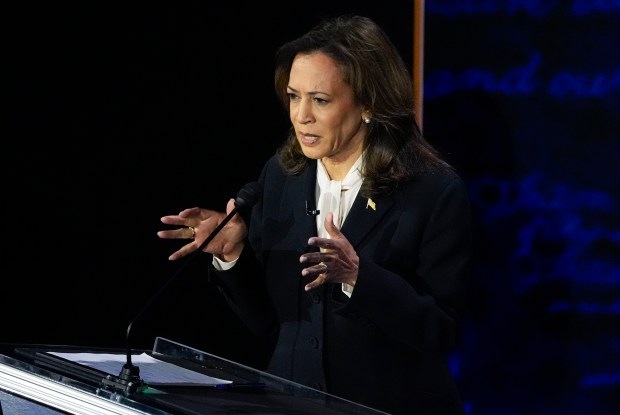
366, 198, 376, 211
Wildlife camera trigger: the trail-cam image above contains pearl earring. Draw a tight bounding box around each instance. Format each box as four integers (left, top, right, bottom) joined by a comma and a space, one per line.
363, 117, 371, 124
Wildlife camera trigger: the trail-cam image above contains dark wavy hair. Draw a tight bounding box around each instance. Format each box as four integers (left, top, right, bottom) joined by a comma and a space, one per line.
274, 15, 450, 198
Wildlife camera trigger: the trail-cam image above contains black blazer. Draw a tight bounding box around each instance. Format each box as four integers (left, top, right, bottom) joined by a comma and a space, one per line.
209, 155, 472, 415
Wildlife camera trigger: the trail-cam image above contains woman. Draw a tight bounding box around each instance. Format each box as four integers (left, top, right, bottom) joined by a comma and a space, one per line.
158, 15, 472, 415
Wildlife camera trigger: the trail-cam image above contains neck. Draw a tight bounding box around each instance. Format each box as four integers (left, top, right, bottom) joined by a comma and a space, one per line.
321, 146, 363, 181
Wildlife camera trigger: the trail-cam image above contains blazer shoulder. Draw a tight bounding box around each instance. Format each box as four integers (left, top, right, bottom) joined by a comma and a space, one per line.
260, 154, 317, 183
401, 167, 467, 195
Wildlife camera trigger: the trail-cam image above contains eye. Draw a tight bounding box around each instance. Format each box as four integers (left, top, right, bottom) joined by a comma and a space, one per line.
287, 92, 300, 102
313, 97, 328, 105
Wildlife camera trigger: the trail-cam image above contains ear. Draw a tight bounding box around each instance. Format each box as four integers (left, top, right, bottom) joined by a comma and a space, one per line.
362, 111, 372, 124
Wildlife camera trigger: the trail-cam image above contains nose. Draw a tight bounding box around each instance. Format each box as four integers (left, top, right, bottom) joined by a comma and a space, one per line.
294, 98, 314, 124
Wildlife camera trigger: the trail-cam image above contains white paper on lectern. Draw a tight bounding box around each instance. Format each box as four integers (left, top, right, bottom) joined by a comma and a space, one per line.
50, 351, 232, 386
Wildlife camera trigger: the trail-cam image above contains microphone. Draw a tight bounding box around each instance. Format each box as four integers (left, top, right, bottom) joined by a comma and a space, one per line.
305, 200, 320, 216
101, 181, 263, 394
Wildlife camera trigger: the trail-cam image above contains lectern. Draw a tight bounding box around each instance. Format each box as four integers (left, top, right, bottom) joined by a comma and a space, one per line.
0, 337, 389, 414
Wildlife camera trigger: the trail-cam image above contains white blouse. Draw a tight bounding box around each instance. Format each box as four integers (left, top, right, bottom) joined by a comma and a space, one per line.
316, 154, 364, 297
215, 155, 365, 298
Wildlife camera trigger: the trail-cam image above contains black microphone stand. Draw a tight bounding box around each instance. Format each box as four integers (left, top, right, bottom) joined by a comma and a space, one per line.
101, 182, 261, 394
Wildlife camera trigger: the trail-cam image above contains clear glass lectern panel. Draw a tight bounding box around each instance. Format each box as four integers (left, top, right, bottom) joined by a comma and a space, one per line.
150, 336, 391, 414
0, 339, 391, 415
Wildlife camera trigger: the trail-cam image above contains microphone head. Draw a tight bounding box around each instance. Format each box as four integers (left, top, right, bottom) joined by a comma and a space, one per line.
235, 182, 263, 210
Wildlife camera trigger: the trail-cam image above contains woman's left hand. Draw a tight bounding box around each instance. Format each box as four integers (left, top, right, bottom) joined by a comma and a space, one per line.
300, 212, 359, 291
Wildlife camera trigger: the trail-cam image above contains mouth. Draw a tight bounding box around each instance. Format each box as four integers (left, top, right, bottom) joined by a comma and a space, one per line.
298, 132, 319, 145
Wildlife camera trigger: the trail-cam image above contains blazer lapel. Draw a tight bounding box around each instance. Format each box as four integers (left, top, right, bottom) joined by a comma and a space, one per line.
284, 160, 393, 250
341, 193, 393, 248
282, 161, 319, 247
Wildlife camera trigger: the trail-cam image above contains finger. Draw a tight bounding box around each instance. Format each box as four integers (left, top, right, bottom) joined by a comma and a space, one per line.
304, 273, 327, 291
301, 260, 327, 275
160, 215, 187, 226
300, 252, 324, 264
302, 261, 327, 290
157, 229, 182, 239
157, 227, 194, 239
178, 207, 201, 218
306, 237, 336, 252
168, 243, 196, 261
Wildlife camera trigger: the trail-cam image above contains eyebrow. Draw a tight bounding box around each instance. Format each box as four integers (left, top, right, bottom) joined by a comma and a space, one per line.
286, 86, 331, 97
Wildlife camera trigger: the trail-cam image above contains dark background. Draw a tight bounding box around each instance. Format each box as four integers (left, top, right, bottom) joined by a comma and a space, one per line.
3, 1, 619, 414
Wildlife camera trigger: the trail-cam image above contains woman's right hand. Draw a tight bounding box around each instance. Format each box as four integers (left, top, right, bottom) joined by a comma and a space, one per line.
157, 198, 247, 261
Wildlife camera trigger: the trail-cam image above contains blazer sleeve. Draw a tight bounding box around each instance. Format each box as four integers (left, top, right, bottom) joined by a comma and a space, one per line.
205, 159, 281, 348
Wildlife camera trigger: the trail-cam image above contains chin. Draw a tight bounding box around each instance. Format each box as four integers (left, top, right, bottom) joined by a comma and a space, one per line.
300, 147, 323, 160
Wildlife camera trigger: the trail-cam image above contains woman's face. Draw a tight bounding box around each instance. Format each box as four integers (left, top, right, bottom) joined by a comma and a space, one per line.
288, 52, 368, 166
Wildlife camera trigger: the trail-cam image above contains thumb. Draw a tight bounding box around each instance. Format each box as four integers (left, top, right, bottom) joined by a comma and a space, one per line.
225, 198, 237, 215
323, 212, 341, 238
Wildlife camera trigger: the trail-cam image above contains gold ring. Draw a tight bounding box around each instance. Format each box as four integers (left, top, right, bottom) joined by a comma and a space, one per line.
188, 226, 195, 239
319, 262, 328, 274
